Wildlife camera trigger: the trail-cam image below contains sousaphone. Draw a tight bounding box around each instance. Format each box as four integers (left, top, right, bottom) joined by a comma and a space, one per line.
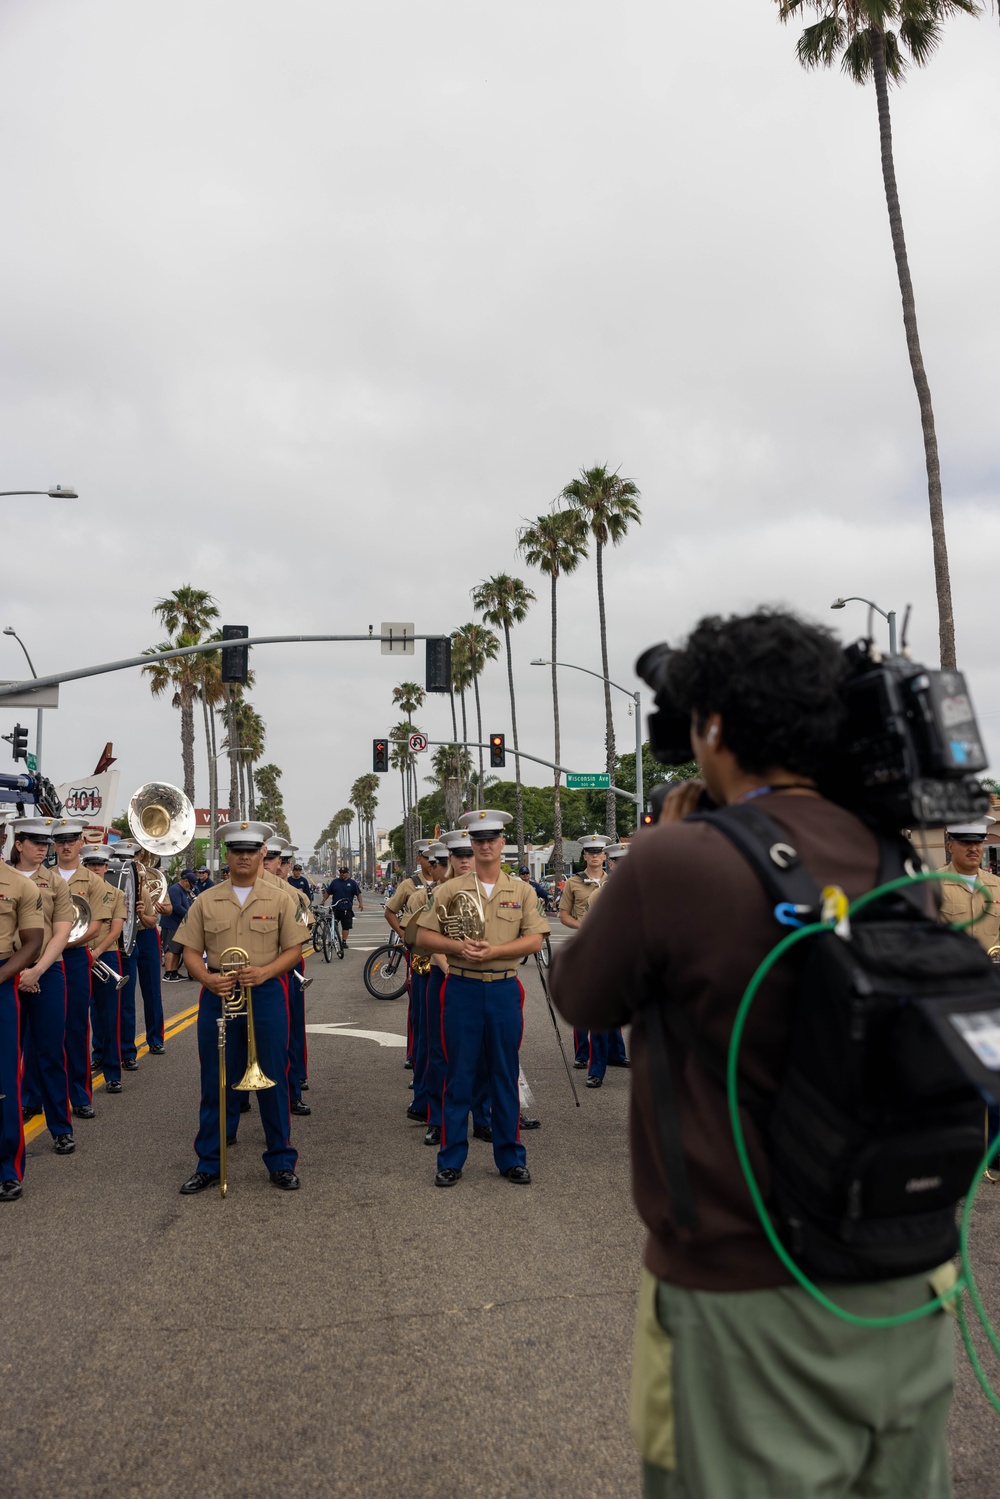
128, 781, 196, 858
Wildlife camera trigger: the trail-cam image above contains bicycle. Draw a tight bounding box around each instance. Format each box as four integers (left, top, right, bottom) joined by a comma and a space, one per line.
520, 934, 552, 969
331, 909, 346, 960
313, 907, 334, 963
363, 932, 408, 1000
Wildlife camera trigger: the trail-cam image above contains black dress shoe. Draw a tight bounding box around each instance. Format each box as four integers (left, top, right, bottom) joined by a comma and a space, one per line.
403, 1059, 413, 1070
73, 1104, 95, 1120
147, 1042, 165, 1055
504, 1165, 532, 1184
21, 1106, 39, 1122
53, 1134, 76, 1155
122, 1058, 139, 1071
269, 1170, 300, 1190
472, 1124, 493, 1142
239, 1096, 252, 1113
573, 1059, 587, 1070
435, 1167, 462, 1187
585, 1075, 603, 1088
226, 1134, 238, 1146
519, 1114, 542, 1130
405, 1105, 425, 1122
290, 1099, 312, 1116
105, 1079, 123, 1094
179, 1171, 219, 1195
424, 1126, 441, 1146
607, 1058, 631, 1068
0, 1178, 23, 1202
300, 1080, 309, 1091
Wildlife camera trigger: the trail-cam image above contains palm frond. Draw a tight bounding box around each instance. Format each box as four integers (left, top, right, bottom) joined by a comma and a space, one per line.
797, 15, 849, 67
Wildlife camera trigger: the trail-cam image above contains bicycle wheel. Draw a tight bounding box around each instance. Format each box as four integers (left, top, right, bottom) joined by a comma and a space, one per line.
539, 935, 552, 969
363, 944, 408, 1000
321, 920, 333, 963
333, 920, 345, 960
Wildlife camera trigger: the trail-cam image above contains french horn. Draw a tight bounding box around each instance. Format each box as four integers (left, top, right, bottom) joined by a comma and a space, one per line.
440, 887, 486, 942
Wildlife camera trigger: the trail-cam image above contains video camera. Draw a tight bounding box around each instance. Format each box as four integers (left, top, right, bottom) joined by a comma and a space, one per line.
0, 771, 64, 818
636, 637, 990, 829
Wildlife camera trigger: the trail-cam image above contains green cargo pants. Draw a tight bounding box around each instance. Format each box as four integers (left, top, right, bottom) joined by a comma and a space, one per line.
631, 1265, 955, 1498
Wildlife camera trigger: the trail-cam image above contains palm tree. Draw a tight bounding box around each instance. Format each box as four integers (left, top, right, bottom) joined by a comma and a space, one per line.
453, 621, 500, 808
254, 763, 289, 838
389, 718, 419, 870
428, 743, 472, 828
351, 772, 380, 882
471, 575, 536, 865
560, 465, 642, 836
450, 632, 475, 807
391, 683, 426, 866
774, 0, 978, 668
142, 587, 220, 809
518, 509, 589, 880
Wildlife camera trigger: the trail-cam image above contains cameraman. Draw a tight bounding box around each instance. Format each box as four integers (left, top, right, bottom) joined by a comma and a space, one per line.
550, 610, 954, 1499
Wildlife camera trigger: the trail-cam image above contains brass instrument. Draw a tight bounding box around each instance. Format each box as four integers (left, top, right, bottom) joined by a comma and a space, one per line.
93, 956, 128, 991
989, 945, 1000, 965
68, 894, 92, 945
136, 850, 168, 912
217, 945, 276, 1199
440, 886, 486, 942
127, 781, 196, 857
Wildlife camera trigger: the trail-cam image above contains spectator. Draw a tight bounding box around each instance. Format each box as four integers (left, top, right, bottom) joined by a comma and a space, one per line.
161, 869, 195, 981
323, 865, 363, 948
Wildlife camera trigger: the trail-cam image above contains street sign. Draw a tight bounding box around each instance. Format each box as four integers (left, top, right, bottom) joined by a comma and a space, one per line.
408, 732, 428, 753
25, 752, 37, 772
380, 622, 415, 656
0, 680, 59, 708
566, 773, 610, 789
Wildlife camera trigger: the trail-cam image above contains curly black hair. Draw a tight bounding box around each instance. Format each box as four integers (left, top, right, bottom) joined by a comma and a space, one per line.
662, 609, 847, 779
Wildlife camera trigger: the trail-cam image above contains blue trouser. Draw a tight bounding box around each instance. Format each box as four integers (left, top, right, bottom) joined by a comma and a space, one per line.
988, 1104, 1000, 1154
120, 947, 140, 1061
410, 969, 429, 1116
588, 1029, 610, 1081
609, 1027, 628, 1063
62, 946, 93, 1108
136, 926, 164, 1048
0, 977, 25, 1182
574, 1028, 589, 1065
425, 970, 490, 1130
194, 977, 297, 1176
288, 960, 306, 1104
91, 951, 122, 1084
19, 962, 71, 1138
438, 974, 526, 1175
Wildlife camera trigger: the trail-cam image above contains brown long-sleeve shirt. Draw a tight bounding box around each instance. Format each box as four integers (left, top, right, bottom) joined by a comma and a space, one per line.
549, 792, 880, 1292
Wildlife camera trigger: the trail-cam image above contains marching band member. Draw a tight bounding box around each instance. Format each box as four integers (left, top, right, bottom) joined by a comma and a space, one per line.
559, 833, 611, 1084
596, 842, 630, 1072
278, 842, 313, 1118
50, 819, 109, 1119
402, 842, 450, 1126
416, 809, 548, 1188
175, 821, 303, 1195
0, 832, 44, 1201
385, 839, 432, 1071
9, 818, 75, 1152
134, 853, 167, 1056
111, 840, 143, 1071
81, 844, 127, 1094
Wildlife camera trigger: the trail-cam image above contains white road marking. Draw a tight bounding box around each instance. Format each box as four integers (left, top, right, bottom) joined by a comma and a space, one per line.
306, 1022, 406, 1048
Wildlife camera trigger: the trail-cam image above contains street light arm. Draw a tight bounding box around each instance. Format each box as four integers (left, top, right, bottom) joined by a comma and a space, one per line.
3, 628, 38, 678
831, 595, 890, 624
531, 657, 635, 701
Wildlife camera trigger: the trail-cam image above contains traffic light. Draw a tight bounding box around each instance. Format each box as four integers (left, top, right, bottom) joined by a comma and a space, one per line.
641, 810, 655, 828
373, 738, 389, 773
489, 732, 506, 768
220, 624, 250, 684
425, 636, 452, 694
11, 724, 28, 763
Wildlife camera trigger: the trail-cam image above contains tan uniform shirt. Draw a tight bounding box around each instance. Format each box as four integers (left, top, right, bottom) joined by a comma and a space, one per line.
417, 871, 549, 975
28, 865, 76, 947
386, 877, 423, 917
559, 874, 605, 922
57, 865, 114, 949
288, 883, 314, 930
87, 880, 127, 951
0, 863, 44, 958
174, 878, 302, 969
938, 863, 1000, 954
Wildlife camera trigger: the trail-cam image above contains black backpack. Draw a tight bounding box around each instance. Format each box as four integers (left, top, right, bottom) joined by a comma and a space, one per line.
647, 803, 997, 1283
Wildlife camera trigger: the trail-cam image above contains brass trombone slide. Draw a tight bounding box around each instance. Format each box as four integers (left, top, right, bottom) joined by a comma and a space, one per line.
217, 946, 276, 1199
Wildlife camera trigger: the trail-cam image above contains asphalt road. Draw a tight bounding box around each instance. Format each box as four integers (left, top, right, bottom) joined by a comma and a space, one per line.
5, 904, 1000, 1498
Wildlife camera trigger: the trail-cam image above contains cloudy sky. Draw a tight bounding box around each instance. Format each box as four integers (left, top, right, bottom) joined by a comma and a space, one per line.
2, 0, 998, 849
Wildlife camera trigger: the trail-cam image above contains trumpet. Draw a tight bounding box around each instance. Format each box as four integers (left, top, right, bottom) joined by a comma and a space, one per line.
217, 945, 276, 1199
93, 957, 128, 990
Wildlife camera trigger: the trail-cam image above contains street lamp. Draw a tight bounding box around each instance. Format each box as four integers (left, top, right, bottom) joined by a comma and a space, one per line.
531, 658, 644, 830
3, 626, 43, 772
830, 596, 897, 656
0, 486, 78, 499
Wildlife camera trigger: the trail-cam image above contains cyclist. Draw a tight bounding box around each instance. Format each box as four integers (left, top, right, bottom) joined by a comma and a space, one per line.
519, 865, 551, 913
323, 866, 364, 949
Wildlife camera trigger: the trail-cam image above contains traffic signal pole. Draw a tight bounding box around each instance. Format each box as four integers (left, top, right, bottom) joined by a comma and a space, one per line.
387, 737, 640, 805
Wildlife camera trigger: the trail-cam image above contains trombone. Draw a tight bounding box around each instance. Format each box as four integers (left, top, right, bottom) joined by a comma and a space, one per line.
217, 945, 276, 1199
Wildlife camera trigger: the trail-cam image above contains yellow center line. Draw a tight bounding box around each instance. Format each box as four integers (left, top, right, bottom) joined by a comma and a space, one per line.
23, 952, 316, 1144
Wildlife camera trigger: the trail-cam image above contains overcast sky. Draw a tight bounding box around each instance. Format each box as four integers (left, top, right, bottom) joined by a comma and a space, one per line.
2, 1, 998, 850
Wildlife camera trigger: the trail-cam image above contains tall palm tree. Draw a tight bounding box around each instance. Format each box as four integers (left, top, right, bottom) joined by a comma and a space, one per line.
518, 509, 589, 880
453, 621, 500, 808
389, 717, 419, 870
391, 683, 426, 866
450, 632, 474, 807
254, 763, 289, 838
560, 465, 642, 837
142, 587, 220, 809
775, 0, 978, 668
471, 575, 536, 865
351, 772, 380, 882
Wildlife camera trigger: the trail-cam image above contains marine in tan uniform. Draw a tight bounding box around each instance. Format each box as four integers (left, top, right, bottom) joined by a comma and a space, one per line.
9, 818, 76, 1148
175, 820, 303, 1194
0, 835, 45, 1199
937, 818, 1000, 954
560, 833, 610, 1073
51, 820, 112, 1117
81, 844, 128, 1093
404, 842, 451, 1125
385, 839, 432, 1071
416, 809, 549, 1188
